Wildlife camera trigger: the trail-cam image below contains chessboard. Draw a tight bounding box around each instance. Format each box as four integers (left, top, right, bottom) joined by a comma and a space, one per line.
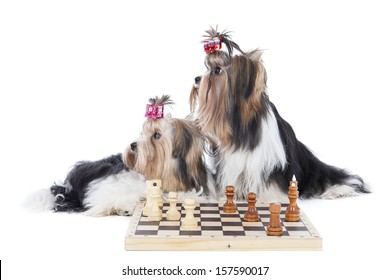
125, 201, 322, 251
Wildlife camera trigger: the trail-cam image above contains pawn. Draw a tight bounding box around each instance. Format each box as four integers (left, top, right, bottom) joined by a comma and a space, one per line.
244, 193, 259, 222
223, 185, 237, 213
285, 175, 300, 222
267, 202, 283, 236
182, 198, 198, 229
166, 192, 180, 221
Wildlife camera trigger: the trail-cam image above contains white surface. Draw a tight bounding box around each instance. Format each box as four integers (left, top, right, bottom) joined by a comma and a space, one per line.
1, 1, 389, 279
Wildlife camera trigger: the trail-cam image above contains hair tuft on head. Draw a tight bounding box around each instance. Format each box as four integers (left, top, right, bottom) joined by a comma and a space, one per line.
202, 26, 245, 56
148, 95, 175, 106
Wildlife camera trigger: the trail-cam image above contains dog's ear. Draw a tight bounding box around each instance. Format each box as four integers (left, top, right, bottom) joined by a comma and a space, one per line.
171, 120, 193, 159
172, 120, 210, 194
189, 85, 198, 113
230, 55, 258, 99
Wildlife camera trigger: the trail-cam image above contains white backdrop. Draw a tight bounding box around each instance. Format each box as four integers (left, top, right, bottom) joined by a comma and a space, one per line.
1, 1, 389, 279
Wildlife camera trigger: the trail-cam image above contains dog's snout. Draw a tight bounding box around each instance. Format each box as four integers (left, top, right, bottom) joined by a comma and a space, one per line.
130, 142, 137, 151
195, 76, 201, 84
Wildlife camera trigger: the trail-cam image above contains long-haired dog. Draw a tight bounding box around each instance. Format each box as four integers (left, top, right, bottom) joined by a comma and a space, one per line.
26, 95, 214, 216
190, 27, 369, 201
123, 95, 215, 196
124, 95, 214, 195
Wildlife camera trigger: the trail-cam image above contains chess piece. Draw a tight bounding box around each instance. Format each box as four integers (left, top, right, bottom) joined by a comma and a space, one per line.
182, 198, 198, 229
154, 180, 163, 207
147, 179, 163, 207
285, 175, 300, 222
223, 185, 237, 213
142, 181, 153, 216
166, 191, 181, 221
267, 202, 283, 236
244, 192, 259, 222
147, 184, 162, 221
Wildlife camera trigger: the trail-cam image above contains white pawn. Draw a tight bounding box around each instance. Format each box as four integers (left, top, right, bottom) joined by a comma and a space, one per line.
148, 185, 162, 221
166, 192, 180, 221
182, 198, 198, 229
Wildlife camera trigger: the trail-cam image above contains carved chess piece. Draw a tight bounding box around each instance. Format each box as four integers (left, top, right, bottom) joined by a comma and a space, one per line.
285, 175, 300, 222
143, 181, 153, 216
166, 191, 181, 221
147, 183, 162, 221
182, 198, 198, 229
244, 192, 259, 222
267, 202, 283, 236
223, 185, 237, 213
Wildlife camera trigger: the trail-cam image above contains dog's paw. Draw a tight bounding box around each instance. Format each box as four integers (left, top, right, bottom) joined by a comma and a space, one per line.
115, 209, 133, 216
320, 185, 359, 199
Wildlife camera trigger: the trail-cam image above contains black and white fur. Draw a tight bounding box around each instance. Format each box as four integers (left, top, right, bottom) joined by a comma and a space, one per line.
26, 154, 146, 216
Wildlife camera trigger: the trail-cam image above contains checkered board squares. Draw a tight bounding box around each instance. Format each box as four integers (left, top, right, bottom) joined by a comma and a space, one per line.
125, 202, 322, 251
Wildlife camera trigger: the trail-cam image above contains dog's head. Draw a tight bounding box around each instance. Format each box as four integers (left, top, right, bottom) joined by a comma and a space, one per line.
190, 27, 268, 151
123, 95, 209, 193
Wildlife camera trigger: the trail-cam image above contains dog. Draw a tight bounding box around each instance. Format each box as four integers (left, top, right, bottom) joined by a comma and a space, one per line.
26, 95, 215, 216
190, 27, 369, 201
123, 95, 215, 196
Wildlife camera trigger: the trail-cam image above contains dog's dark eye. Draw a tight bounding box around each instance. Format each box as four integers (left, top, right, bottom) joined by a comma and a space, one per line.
213, 67, 222, 75
153, 132, 162, 140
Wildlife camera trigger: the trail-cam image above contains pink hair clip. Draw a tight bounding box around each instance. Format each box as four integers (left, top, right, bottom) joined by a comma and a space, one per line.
145, 104, 164, 119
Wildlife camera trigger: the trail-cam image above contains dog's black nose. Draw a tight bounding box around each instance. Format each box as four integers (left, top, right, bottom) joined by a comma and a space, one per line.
130, 142, 137, 151
195, 76, 201, 84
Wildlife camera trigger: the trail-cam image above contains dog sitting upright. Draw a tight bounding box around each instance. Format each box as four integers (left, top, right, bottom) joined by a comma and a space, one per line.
28, 95, 214, 216
190, 27, 369, 201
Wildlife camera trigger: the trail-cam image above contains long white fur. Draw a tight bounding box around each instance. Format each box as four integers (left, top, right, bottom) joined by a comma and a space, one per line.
83, 170, 146, 216
23, 188, 57, 212
217, 109, 287, 200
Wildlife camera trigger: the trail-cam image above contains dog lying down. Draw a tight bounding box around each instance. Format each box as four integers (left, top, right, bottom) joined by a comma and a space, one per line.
25, 96, 217, 216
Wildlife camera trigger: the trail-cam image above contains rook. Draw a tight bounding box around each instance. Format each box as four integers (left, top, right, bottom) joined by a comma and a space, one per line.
267, 202, 283, 236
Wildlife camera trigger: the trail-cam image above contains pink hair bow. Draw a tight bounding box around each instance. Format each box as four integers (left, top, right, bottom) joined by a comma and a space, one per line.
145, 104, 164, 119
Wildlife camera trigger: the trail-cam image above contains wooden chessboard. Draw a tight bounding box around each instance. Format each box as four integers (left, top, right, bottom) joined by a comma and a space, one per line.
125, 202, 322, 251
